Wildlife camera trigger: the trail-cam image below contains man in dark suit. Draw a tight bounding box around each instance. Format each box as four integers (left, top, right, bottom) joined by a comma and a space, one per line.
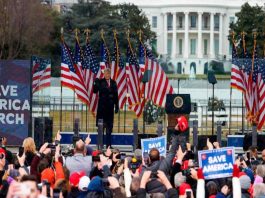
93, 68, 119, 148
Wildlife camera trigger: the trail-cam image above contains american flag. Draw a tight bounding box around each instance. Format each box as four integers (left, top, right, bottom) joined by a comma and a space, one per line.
60, 41, 89, 105
250, 47, 259, 123
83, 42, 103, 114
145, 48, 174, 107
32, 56, 51, 93
126, 45, 141, 107
112, 39, 127, 109
258, 58, 265, 130
230, 43, 245, 92
242, 51, 253, 120
74, 39, 90, 105
129, 42, 146, 117
111, 39, 119, 81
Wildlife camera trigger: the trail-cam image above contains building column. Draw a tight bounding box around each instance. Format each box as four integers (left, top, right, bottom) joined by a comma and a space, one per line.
163, 13, 168, 55
209, 12, 215, 59
184, 12, 189, 58
197, 12, 203, 58
171, 12, 177, 58
219, 13, 223, 58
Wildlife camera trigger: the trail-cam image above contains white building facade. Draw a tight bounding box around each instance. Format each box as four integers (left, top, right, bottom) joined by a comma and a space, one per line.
109, 0, 264, 75
53, 0, 264, 75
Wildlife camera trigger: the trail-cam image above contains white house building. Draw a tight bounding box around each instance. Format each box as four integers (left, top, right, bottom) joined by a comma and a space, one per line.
52, 0, 264, 75
108, 0, 264, 75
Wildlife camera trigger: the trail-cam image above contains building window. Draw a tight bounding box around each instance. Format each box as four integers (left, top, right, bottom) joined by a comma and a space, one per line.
179, 39, 182, 55
190, 39, 196, 55
229, 43, 232, 55
204, 16, 208, 28
229, 16, 235, 24
214, 15, 219, 29
204, 39, 208, 55
152, 39, 157, 51
167, 38, 172, 55
214, 39, 219, 56
152, 16, 157, 28
179, 16, 183, 28
190, 15, 196, 28
167, 14, 173, 30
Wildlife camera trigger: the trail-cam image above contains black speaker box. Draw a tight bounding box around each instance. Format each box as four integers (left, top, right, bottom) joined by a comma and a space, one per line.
165, 94, 191, 114
207, 71, 217, 84
197, 135, 217, 150
34, 117, 53, 147
243, 134, 265, 151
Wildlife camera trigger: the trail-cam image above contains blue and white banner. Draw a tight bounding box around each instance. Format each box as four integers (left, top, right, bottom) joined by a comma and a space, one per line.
198, 147, 235, 180
141, 135, 167, 157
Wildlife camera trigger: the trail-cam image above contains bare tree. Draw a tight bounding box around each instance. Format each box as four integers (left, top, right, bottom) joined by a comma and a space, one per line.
0, 0, 55, 59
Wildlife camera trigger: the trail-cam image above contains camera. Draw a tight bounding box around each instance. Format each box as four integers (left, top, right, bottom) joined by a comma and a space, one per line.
186, 189, 192, 198
182, 169, 191, 177
47, 143, 57, 149
130, 157, 141, 173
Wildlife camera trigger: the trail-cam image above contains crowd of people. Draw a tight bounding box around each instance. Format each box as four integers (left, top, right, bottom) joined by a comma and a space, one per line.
0, 131, 265, 198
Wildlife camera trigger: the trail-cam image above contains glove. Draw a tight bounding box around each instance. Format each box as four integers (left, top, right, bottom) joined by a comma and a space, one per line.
115, 105, 119, 114
197, 168, 204, 179
232, 164, 240, 178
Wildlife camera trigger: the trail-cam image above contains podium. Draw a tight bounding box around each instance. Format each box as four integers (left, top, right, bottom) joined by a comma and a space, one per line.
165, 94, 191, 145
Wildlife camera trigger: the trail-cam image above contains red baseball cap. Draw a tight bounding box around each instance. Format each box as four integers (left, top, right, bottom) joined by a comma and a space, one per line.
176, 116, 189, 132
179, 183, 192, 195
70, 171, 86, 187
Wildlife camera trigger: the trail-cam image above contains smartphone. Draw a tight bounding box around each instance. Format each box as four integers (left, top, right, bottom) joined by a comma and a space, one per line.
143, 152, 149, 165
120, 153, 126, 160
47, 143, 56, 149
186, 189, 192, 198
53, 188, 60, 198
18, 146, 24, 157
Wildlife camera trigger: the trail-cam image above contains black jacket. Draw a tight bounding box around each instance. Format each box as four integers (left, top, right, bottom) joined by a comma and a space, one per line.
93, 78, 118, 126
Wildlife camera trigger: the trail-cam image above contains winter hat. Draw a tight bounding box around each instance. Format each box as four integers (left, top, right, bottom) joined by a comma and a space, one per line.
239, 175, 251, 190
134, 149, 142, 161
92, 150, 101, 157
176, 116, 189, 132
41, 168, 55, 187
88, 176, 104, 192
70, 171, 86, 187
179, 183, 191, 196
174, 172, 186, 187
0, 148, 6, 156
78, 176, 90, 191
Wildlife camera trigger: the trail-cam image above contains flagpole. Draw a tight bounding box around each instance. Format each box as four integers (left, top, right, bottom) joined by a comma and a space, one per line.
84, 28, 91, 133
229, 86, 232, 135
60, 28, 64, 131
29, 56, 33, 138
242, 92, 244, 133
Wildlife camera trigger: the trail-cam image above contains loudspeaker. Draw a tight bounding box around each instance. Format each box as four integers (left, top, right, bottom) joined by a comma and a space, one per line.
197, 135, 217, 150
44, 117, 53, 143
34, 117, 53, 148
34, 118, 44, 148
138, 134, 158, 149
207, 71, 217, 84
74, 118, 80, 135
165, 94, 191, 114
243, 134, 265, 151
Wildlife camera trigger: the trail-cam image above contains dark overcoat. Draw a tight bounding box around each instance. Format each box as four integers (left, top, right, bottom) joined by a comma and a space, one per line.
93, 78, 119, 126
